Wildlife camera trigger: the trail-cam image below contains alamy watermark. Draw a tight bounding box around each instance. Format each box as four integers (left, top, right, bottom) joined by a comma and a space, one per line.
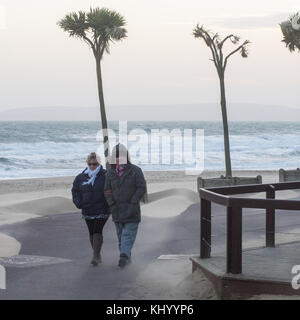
95, 121, 204, 175
0, 5, 7, 30
292, 265, 300, 290
0, 265, 6, 290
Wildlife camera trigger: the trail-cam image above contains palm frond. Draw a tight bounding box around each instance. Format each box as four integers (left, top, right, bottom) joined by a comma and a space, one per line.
87, 8, 126, 31
193, 25, 214, 47
105, 26, 127, 41
231, 35, 240, 44
58, 11, 88, 38
59, 7, 127, 59
280, 13, 300, 52
240, 44, 249, 58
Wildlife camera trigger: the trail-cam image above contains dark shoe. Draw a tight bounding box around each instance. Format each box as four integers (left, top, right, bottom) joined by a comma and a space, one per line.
118, 253, 129, 268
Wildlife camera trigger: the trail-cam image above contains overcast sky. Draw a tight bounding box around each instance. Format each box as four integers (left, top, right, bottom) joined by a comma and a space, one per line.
0, 0, 299, 116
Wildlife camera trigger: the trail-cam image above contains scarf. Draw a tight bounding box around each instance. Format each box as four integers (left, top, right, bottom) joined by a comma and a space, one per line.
116, 164, 127, 178
82, 165, 102, 186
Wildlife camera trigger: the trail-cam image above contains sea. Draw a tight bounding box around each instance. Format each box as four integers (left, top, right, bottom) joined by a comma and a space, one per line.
0, 121, 300, 179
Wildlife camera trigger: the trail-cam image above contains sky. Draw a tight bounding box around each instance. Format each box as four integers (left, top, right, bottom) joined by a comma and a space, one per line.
0, 0, 299, 118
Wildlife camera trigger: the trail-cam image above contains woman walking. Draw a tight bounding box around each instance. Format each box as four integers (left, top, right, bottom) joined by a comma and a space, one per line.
72, 152, 110, 266
104, 144, 146, 268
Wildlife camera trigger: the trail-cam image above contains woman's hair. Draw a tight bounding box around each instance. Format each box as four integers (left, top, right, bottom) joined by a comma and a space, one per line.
86, 152, 101, 164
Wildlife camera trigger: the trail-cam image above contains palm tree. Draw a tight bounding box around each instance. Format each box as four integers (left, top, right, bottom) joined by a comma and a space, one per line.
280, 12, 300, 52
58, 8, 127, 168
193, 25, 250, 178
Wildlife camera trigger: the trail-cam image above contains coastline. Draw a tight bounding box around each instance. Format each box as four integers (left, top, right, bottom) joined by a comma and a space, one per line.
0, 170, 279, 194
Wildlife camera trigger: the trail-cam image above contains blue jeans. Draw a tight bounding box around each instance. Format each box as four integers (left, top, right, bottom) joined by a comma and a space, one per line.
115, 222, 139, 258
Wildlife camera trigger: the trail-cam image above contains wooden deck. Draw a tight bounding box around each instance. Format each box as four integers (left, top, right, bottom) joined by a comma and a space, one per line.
191, 241, 300, 299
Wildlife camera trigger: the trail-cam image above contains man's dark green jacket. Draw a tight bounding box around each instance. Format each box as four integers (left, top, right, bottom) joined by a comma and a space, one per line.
104, 164, 146, 223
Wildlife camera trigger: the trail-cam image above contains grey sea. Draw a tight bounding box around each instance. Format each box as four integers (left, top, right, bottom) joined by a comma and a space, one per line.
0, 121, 300, 179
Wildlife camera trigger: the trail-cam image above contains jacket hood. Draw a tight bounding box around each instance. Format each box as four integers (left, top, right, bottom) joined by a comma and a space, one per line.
110, 143, 131, 166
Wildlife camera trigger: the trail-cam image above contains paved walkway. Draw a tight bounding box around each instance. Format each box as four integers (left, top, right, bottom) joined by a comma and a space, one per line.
0, 209, 199, 300
1, 201, 300, 299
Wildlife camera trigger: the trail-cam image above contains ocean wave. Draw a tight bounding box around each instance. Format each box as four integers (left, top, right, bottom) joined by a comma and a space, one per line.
1, 121, 300, 178
288, 150, 300, 156
0, 157, 12, 164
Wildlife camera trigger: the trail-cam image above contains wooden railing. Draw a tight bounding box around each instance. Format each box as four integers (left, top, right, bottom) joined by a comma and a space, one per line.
199, 181, 300, 274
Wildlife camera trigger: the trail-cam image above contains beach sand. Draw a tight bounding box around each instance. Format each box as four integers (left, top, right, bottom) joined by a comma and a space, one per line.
0, 170, 299, 300
0, 169, 279, 242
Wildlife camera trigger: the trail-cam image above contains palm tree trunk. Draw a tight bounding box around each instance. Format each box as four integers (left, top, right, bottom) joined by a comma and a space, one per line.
219, 73, 232, 178
96, 58, 110, 170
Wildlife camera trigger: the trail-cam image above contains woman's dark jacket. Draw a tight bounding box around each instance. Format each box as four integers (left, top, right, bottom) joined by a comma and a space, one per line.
104, 164, 146, 223
71, 167, 110, 218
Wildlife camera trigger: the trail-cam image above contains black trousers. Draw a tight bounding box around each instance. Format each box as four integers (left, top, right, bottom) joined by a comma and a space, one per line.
85, 218, 108, 236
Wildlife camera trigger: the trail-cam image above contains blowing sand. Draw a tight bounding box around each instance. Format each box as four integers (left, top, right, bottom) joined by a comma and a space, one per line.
121, 257, 217, 300
0, 169, 298, 300
0, 170, 285, 230
0, 170, 286, 256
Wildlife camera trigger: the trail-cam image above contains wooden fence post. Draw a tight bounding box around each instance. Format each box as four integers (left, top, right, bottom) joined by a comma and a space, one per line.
200, 198, 211, 259
266, 185, 275, 247
227, 206, 242, 274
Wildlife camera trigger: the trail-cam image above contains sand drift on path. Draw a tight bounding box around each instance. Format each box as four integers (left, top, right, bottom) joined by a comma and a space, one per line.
0, 188, 199, 226
0, 234, 21, 258
143, 188, 198, 218
0, 187, 198, 258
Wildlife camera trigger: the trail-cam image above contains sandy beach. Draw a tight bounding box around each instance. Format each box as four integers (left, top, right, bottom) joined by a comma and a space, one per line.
0, 170, 280, 232
1, 170, 300, 300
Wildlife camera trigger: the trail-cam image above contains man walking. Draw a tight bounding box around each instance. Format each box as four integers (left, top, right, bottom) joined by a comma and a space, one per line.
104, 144, 146, 268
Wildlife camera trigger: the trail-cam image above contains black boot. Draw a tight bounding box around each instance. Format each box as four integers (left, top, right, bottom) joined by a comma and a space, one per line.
91, 233, 103, 266
89, 235, 93, 248
89, 235, 94, 265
